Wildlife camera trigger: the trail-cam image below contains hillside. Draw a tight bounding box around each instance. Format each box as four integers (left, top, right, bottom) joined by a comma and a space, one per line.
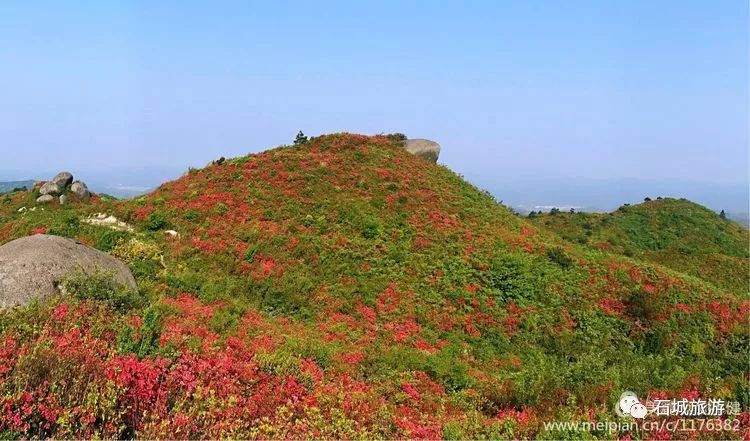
0, 134, 747, 439
530, 198, 749, 295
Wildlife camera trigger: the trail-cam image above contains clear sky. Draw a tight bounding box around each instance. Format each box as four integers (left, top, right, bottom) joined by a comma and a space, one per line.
1, 1, 748, 192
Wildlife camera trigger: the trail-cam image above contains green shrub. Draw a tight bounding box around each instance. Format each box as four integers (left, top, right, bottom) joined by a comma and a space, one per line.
361, 219, 381, 239
488, 254, 535, 304
184, 209, 201, 221
146, 212, 167, 231
426, 344, 474, 391
61, 271, 143, 312
244, 244, 259, 263
210, 304, 246, 334
116, 304, 169, 357
546, 246, 573, 269
95, 230, 129, 252
384, 132, 407, 144
47, 214, 81, 237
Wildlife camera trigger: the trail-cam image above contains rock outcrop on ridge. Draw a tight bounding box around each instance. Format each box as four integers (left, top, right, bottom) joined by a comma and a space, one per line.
35, 171, 91, 204
403, 138, 440, 162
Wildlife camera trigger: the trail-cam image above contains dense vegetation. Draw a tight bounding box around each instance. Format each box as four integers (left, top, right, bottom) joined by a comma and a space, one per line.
0, 134, 747, 439
530, 198, 749, 295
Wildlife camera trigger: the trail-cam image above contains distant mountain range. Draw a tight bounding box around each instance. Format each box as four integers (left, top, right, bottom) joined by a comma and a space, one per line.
463, 174, 749, 215
0, 180, 34, 194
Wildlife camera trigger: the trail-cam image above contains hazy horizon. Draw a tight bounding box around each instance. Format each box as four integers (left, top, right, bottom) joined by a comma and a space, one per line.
2, 157, 748, 215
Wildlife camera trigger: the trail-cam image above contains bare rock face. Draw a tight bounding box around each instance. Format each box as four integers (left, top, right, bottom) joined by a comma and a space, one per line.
403, 139, 440, 163
0, 235, 137, 309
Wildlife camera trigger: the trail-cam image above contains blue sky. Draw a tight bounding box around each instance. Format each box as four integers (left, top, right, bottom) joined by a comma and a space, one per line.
1, 1, 747, 197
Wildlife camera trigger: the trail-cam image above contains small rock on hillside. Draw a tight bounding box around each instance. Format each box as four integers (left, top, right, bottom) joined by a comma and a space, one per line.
36, 194, 54, 204
403, 139, 441, 163
83, 213, 135, 232
0, 234, 137, 309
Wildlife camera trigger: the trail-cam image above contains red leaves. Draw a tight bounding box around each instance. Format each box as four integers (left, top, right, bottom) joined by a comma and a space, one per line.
106, 355, 169, 428
385, 319, 421, 343
414, 338, 433, 352
160, 294, 220, 347
29, 226, 47, 235
132, 204, 154, 221
402, 382, 421, 400
0, 337, 17, 377
340, 351, 365, 365
706, 300, 735, 333
497, 407, 534, 425
427, 209, 459, 231
552, 308, 576, 334
1, 294, 494, 438
599, 296, 626, 316
376, 283, 401, 315
376, 168, 391, 179
511, 224, 542, 253
356, 303, 377, 324
464, 317, 481, 337
502, 316, 520, 336
258, 256, 277, 275
191, 238, 227, 255
52, 303, 70, 320
411, 235, 432, 251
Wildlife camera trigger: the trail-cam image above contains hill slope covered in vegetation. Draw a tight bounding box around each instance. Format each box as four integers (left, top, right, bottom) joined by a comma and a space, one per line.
0, 134, 747, 439
529, 198, 749, 295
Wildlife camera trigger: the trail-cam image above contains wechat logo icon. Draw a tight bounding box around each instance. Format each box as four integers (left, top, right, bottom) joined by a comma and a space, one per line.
616, 391, 648, 419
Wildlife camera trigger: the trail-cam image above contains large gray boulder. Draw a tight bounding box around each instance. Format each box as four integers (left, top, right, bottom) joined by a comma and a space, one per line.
403, 139, 440, 163
0, 235, 137, 309
36, 194, 54, 204
39, 181, 61, 196
51, 171, 74, 189
70, 181, 90, 199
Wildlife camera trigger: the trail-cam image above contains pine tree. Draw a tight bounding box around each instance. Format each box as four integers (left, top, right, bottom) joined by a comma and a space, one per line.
720, 210, 726, 219
294, 131, 308, 145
